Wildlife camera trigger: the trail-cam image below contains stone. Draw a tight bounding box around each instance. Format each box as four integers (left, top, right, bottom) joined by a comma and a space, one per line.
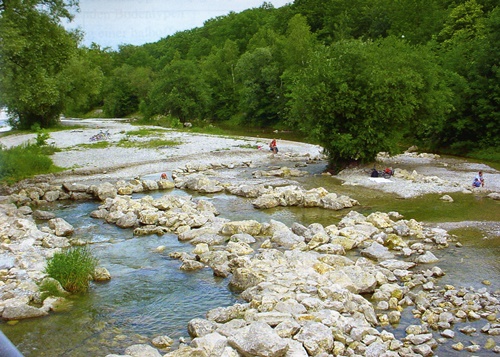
2, 298, 48, 320
191, 332, 228, 356
116, 212, 138, 228
180, 260, 205, 271
361, 242, 395, 261
188, 318, 217, 338
228, 322, 288, 357
415, 251, 439, 264
124, 344, 162, 357
96, 182, 118, 201
33, 209, 56, 220
48, 217, 75, 236
62, 182, 89, 192
93, 267, 111, 281
43, 190, 60, 202
220, 220, 262, 236
152, 335, 174, 348
441, 329, 455, 339
293, 321, 334, 356
379, 260, 416, 271
440, 194, 454, 202
230, 233, 256, 244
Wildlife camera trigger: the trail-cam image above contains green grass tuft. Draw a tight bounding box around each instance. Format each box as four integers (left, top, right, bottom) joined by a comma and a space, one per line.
125, 128, 167, 137
0, 143, 63, 184
74, 141, 111, 149
44, 247, 99, 294
117, 138, 180, 149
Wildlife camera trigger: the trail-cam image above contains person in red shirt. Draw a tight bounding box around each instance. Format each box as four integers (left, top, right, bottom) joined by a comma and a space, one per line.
269, 139, 278, 154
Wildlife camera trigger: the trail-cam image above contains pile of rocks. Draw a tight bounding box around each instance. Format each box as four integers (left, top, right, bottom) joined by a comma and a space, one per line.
108, 209, 500, 356
1, 178, 175, 207
0, 202, 110, 321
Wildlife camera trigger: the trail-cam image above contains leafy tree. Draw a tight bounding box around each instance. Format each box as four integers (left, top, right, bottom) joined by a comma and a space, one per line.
434, 3, 499, 151
0, 0, 79, 128
147, 54, 211, 121
235, 46, 282, 126
59, 50, 104, 116
201, 40, 240, 120
103, 64, 153, 117
286, 38, 454, 172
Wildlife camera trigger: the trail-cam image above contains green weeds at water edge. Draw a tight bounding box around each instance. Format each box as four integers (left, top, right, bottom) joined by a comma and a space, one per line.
44, 247, 99, 294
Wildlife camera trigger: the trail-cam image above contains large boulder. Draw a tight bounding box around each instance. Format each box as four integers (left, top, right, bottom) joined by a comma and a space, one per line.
220, 220, 262, 236
124, 344, 162, 357
96, 182, 117, 201
228, 322, 289, 357
361, 242, 395, 261
48, 217, 74, 237
190, 332, 228, 356
294, 321, 334, 356
1, 297, 48, 320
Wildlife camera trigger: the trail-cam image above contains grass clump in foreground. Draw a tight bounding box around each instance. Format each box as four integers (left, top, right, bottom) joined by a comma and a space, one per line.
45, 247, 99, 293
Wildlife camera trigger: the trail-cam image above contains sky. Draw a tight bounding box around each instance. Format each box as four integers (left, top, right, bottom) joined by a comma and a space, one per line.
65, 0, 292, 49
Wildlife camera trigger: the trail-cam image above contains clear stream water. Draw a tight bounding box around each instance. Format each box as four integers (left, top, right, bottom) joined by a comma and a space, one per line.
2, 166, 499, 356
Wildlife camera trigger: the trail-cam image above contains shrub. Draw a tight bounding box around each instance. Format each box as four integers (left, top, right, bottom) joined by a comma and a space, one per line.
0, 143, 61, 184
45, 247, 99, 293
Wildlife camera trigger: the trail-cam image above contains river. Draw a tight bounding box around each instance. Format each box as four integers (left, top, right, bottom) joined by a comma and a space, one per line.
1, 164, 499, 356
0, 108, 11, 132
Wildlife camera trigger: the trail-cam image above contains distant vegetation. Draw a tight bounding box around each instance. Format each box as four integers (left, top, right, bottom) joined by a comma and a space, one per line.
1, 0, 498, 171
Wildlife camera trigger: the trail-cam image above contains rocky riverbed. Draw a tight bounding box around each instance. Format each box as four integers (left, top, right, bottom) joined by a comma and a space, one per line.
0, 118, 499, 356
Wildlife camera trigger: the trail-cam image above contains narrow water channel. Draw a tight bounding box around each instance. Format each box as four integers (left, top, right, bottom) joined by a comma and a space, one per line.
1, 171, 499, 356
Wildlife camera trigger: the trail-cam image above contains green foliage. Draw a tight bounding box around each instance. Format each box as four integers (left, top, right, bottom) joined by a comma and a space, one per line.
32, 0, 495, 161
0, 143, 62, 184
124, 128, 166, 137
103, 64, 153, 117
75, 141, 110, 149
286, 38, 454, 171
136, 114, 182, 129
466, 147, 500, 164
39, 278, 68, 301
44, 246, 99, 294
60, 51, 104, 117
117, 138, 179, 149
148, 56, 211, 121
0, 1, 80, 128
432, 3, 499, 150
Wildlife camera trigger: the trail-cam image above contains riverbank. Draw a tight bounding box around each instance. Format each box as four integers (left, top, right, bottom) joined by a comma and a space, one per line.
1, 118, 498, 198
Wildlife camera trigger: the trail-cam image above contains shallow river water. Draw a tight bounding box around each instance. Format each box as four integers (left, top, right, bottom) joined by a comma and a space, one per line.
2, 167, 499, 356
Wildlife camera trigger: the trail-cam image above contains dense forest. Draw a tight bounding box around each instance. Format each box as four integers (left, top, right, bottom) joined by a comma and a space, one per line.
0, 0, 499, 170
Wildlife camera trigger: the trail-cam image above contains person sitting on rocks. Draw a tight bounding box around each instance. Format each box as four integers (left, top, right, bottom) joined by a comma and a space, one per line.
472, 177, 481, 188
475, 171, 484, 187
269, 139, 278, 154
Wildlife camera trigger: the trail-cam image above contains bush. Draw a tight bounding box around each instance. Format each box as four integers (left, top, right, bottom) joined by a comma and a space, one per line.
45, 247, 99, 293
0, 143, 60, 184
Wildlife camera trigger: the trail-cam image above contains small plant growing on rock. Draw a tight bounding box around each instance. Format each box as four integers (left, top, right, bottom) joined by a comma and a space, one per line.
45, 247, 99, 293
38, 277, 69, 301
